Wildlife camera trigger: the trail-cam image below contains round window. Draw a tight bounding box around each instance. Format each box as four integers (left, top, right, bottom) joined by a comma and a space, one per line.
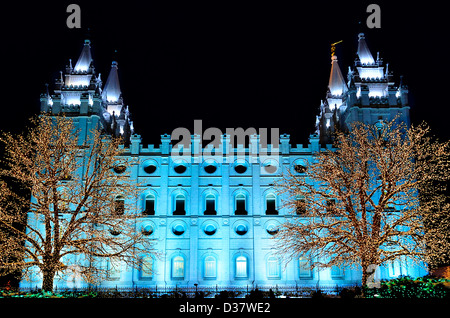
109, 228, 121, 236
264, 164, 277, 174
204, 165, 217, 174
294, 164, 307, 173
266, 224, 279, 235
235, 224, 248, 235
204, 224, 217, 236
142, 225, 154, 236
234, 165, 247, 174
113, 165, 126, 174
144, 164, 157, 174
172, 224, 185, 236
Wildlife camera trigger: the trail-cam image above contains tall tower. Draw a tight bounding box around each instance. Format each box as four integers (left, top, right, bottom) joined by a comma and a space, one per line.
40, 40, 134, 143
317, 33, 410, 143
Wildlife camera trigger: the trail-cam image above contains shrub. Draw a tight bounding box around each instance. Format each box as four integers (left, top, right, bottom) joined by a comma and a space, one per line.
364, 276, 450, 298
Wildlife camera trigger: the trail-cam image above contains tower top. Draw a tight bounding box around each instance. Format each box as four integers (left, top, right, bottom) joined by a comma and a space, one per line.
357, 33, 375, 65
74, 39, 93, 72
328, 55, 347, 96
102, 61, 121, 103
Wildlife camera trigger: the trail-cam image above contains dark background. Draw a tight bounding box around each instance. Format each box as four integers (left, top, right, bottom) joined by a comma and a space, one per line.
0, 1, 448, 144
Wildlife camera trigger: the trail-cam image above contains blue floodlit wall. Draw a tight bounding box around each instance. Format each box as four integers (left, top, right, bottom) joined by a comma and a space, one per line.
19, 35, 428, 290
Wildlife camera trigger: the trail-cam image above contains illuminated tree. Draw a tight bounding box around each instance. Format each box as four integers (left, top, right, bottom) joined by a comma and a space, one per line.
0, 115, 155, 291
276, 119, 450, 286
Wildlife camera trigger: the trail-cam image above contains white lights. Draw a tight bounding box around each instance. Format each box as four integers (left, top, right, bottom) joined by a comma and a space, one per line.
358, 67, 384, 80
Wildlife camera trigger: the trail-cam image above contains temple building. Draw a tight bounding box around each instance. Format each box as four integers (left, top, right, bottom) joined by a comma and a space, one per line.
20, 34, 426, 290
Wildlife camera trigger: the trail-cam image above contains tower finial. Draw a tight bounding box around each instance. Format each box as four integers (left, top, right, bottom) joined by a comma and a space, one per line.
331, 40, 343, 58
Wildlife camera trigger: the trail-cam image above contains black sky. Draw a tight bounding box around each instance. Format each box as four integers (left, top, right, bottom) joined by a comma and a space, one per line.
1, 1, 448, 145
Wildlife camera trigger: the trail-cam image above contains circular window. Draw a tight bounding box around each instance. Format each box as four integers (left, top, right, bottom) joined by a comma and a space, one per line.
174, 164, 187, 174
204, 165, 217, 174
264, 164, 277, 174
113, 165, 126, 174
109, 228, 121, 236
235, 224, 248, 236
144, 164, 157, 174
294, 164, 307, 173
142, 225, 154, 236
234, 165, 247, 174
266, 224, 279, 235
172, 224, 185, 236
204, 224, 217, 236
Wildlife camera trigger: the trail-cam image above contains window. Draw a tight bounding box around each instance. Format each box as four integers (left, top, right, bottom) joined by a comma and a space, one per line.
174, 164, 187, 174
108, 260, 121, 280
174, 194, 186, 215
142, 224, 153, 236
113, 165, 126, 174
235, 223, 248, 236
143, 194, 155, 215
294, 164, 307, 173
172, 256, 185, 279
144, 164, 157, 174
204, 224, 217, 236
172, 224, 185, 236
236, 256, 248, 278
296, 196, 306, 215
204, 194, 216, 215
299, 256, 312, 278
266, 223, 279, 235
59, 188, 69, 212
267, 256, 280, 279
114, 196, 125, 215
204, 256, 217, 279
331, 265, 344, 278
265, 194, 277, 215
235, 194, 247, 215
234, 164, 247, 174
140, 256, 153, 279
204, 165, 217, 174
326, 199, 337, 215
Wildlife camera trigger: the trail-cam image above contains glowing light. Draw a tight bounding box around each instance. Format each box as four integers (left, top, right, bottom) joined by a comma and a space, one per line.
358, 67, 384, 79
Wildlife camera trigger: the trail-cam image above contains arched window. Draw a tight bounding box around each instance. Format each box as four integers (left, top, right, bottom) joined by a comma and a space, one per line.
204, 194, 216, 215
107, 260, 121, 280
331, 265, 344, 279
143, 194, 155, 215
235, 193, 247, 215
267, 256, 280, 279
172, 256, 185, 279
296, 196, 306, 215
235, 256, 248, 278
140, 256, 153, 279
265, 193, 277, 215
114, 196, 125, 216
174, 194, 186, 215
204, 256, 217, 279
299, 256, 312, 278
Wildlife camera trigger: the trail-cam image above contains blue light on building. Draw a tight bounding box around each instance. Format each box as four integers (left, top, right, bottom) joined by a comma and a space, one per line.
20, 33, 427, 290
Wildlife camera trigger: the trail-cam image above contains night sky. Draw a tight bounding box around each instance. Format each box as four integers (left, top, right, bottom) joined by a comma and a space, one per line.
1, 1, 448, 146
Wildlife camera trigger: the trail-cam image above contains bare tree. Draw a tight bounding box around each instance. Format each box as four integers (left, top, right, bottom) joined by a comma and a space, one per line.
0, 115, 155, 291
275, 119, 450, 287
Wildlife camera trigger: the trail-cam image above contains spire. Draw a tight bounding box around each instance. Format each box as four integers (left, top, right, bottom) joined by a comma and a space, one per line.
74, 40, 93, 72
102, 61, 121, 103
328, 55, 348, 96
357, 33, 375, 65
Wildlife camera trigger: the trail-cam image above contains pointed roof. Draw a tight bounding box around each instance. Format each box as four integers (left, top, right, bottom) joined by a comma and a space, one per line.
102, 61, 121, 103
328, 55, 348, 96
357, 33, 375, 65
74, 40, 93, 72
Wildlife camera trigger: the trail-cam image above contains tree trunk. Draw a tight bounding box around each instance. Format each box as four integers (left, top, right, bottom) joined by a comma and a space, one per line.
42, 269, 55, 292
